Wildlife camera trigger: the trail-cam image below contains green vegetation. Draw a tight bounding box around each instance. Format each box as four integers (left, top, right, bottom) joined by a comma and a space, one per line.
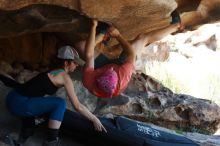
144, 59, 220, 106
175, 126, 211, 135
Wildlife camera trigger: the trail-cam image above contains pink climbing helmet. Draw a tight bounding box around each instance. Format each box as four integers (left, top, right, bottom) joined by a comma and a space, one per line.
96, 68, 118, 97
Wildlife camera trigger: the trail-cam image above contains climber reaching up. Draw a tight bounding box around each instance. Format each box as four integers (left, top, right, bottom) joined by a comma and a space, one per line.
73, 10, 183, 98
82, 19, 136, 98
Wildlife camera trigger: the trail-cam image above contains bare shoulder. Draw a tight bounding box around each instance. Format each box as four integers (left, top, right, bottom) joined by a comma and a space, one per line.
48, 72, 68, 87
62, 73, 75, 86
61, 72, 71, 81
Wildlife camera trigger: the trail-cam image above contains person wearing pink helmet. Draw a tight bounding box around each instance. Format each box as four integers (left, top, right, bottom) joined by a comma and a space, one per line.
83, 20, 136, 98
80, 10, 182, 98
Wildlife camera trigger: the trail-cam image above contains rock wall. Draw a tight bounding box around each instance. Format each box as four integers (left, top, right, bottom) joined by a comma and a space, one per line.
0, 0, 219, 68
0, 0, 176, 38
0, 33, 58, 68
0, 0, 219, 38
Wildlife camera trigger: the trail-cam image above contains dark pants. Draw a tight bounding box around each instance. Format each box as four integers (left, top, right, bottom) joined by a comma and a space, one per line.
94, 53, 127, 69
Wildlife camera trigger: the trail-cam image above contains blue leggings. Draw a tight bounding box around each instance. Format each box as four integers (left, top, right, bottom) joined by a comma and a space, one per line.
6, 90, 66, 121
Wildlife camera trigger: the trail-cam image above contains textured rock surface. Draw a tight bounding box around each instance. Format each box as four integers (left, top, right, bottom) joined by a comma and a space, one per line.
0, 0, 219, 38
0, 0, 176, 38
93, 73, 220, 134
179, 0, 220, 28
0, 0, 219, 68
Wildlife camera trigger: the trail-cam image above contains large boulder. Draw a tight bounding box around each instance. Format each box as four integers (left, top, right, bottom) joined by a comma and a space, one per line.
93, 73, 220, 134
0, 0, 219, 68
0, 0, 219, 38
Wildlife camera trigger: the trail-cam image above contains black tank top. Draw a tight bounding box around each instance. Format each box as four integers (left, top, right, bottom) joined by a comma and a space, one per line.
15, 72, 58, 97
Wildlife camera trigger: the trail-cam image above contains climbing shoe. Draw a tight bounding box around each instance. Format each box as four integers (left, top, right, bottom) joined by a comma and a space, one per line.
170, 9, 181, 24
42, 137, 61, 146
96, 22, 110, 35
96, 22, 111, 45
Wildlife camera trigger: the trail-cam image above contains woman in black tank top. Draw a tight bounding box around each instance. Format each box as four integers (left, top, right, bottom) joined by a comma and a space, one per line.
5, 27, 106, 146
